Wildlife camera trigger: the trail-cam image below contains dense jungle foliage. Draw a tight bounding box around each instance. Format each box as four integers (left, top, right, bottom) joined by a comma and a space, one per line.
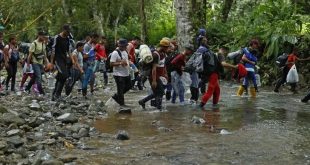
0, 0, 309, 86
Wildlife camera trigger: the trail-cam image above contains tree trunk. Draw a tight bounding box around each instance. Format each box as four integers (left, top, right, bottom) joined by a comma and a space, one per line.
92, 0, 104, 35
190, 0, 207, 30
62, 0, 71, 23
140, 0, 147, 43
114, 4, 124, 42
174, 0, 194, 51
221, 0, 234, 22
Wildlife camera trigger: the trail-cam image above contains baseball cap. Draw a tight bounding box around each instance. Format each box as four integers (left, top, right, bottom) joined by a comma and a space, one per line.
159, 39, 170, 47
118, 38, 128, 47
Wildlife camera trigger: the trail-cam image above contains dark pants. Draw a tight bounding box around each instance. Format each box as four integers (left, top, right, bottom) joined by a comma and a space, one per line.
140, 79, 165, 109
53, 61, 69, 99
103, 71, 108, 85
113, 76, 131, 105
6, 62, 17, 91
65, 68, 81, 96
26, 64, 44, 94
302, 91, 310, 102
275, 66, 296, 91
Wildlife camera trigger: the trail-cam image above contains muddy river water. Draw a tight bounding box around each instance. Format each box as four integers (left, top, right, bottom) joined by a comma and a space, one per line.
70, 82, 309, 164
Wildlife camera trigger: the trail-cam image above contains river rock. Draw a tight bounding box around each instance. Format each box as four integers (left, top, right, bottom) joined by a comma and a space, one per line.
56, 113, 78, 123
6, 135, 24, 148
0, 141, 8, 150
43, 112, 53, 118
59, 154, 78, 163
28, 117, 44, 128
116, 130, 130, 140
1, 113, 26, 126
70, 123, 89, 133
0, 106, 8, 113
7, 129, 21, 136
77, 128, 89, 138
32, 150, 53, 165
118, 107, 132, 114
191, 116, 206, 124
42, 159, 64, 165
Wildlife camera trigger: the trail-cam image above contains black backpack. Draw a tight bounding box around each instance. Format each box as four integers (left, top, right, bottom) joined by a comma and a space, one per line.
165, 53, 178, 73
106, 49, 123, 73
202, 50, 224, 77
276, 53, 288, 67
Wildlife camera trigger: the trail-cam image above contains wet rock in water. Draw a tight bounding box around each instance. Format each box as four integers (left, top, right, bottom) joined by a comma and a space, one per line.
59, 154, 78, 163
72, 103, 89, 110
42, 159, 64, 165
1, 113, 26, 126
191, 116, 206, 124
220, 129, 232, 135
0, 106, 8, 113
32, 150, 53, 165
118, 107, 132, 114
6, 129, 21, 136
6, 135, 24, 148
157, 126, 173, 132
77, 128, 89, 138
116, 130, 130, 140
56, 113, 78, 123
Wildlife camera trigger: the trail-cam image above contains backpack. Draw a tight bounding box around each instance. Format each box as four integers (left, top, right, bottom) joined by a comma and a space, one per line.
185, 49, 223, 76
165, 53, 178, 73
139, 45, 153, 64
276, 53, 288, 67
227, 48, 244, 65
202, 50, 224, 76
8, 45, 20, 63
106, 49, 123, 73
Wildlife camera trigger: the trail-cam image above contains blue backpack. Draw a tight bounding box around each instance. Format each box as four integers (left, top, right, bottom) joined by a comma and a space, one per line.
8, 45, 20, 63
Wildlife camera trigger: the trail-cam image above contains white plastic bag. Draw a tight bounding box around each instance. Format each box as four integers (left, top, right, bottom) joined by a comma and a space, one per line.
181, 72, 192, 87
286, 64, 299, 83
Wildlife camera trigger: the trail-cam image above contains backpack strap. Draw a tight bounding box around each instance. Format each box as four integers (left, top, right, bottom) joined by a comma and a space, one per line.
115, 49, 123, 60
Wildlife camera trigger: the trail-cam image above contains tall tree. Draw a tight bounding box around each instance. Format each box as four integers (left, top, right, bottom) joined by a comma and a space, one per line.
175, 0, 194, 50
140, 0, 147, 43
221, 0, 234, 22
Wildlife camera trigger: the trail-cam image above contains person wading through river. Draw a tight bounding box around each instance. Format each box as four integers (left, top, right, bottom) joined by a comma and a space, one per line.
274, 47, 310, 94
138, 39, 170, 110
50, 24, 72, 101
198, 37, 224, 108
110, 38, 131, 107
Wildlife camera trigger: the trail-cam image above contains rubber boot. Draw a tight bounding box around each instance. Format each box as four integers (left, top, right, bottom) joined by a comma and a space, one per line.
237, 85, 245, 96
250, 87, 256, 97
243, 85, 248, 95
166, 91, 171, 101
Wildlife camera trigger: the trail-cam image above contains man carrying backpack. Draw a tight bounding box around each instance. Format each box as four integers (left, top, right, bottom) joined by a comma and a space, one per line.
274, 47, 310, 93
110, 38, 131, 107
3, 36, 20, 92
24, 31, 50, 96
138, 39, 170, 110
50, 24, 72, 101
198, 37, 224, 108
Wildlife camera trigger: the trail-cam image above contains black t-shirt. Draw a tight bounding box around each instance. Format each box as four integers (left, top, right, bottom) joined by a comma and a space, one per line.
54, 35, 69, 63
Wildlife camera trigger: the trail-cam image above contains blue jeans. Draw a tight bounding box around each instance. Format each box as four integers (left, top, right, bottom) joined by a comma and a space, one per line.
171, 71, 185, 103
82, 66, 94, 95
243, 71, 257, 87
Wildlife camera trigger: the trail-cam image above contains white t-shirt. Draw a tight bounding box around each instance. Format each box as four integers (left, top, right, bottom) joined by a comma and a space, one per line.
110, 49, 129, 77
